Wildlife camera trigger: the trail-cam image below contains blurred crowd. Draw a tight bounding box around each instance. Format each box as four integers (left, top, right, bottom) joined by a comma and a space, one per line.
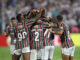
0, 0, 80, 34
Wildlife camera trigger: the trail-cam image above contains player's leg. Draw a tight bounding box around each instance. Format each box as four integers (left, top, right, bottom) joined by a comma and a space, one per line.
19, 55, 23, 60
37, 49, 44, 60
62, 48, 70, 60
48, 46, 55, 60
22, 47, 30, 60
10, 45, 16, 60
30, 49, 37, 60
23, 52, 30, 60
64, 55, 69, 60
61, 53, 64, 60
62, 48, 64, 60
43, 46, 50, 60
14, 54, 21, 60
14, 49, 22, 60
69, 46, 75, 60
37, 59, 41, 60
41, 48, 44, 60
69, 56, 73, 60
37, 49, 41, 60
12, 55, 15, 60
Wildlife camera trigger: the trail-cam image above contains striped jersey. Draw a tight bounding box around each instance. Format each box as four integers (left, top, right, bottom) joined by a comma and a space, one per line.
30, 24, 53, 49
15, 19, 35, 49
6, 24, 16, 45
60, 23, 74, 48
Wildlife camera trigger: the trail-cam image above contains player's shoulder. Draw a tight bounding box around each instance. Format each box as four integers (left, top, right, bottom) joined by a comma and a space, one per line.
17, 22, 23, 25
62, 23, 69, 29
26, 19, 35, 25
63, 23, 68, 27
7, 23, 12, 28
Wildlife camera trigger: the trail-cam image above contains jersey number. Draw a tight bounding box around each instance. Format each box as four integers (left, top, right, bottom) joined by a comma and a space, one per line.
18, 32, 27, 41
35, 29, 50, 41
35, 32, 39, 41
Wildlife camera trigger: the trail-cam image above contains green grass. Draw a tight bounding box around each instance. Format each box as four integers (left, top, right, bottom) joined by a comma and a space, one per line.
53, 47, 80, 60
0, 47, 80, 60
0, 48, 11, 60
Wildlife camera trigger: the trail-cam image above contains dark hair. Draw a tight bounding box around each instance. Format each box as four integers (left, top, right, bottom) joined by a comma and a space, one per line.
16, 14, 22, 22
23, 11, 31, 18
56, 15, 63, 21
11, 17, 16, 21
23, 14, 27, 18
26, 11, 30, 16
41, 9, 46, 17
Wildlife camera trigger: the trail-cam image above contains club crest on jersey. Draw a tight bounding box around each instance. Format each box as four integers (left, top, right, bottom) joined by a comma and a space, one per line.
17, 25, 23, 29
33, 25, 38, 28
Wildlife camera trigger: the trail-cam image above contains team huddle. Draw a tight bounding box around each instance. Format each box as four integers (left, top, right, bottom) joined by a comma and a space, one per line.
5, 8, 75, 60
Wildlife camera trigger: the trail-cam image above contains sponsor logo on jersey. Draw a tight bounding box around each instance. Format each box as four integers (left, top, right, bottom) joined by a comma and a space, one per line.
17, 25, 23, 29
33, 25, 38, 28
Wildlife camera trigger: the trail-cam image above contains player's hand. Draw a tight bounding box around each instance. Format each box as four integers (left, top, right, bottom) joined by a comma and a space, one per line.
34, 8, 43, 20
2, 32, 7, 36
42, 17, 49, 22
49, 28, 56, 34
38, 7, 43, 12
32, 9, 37, 14
49, 22, 54, 27
28, 9, 37, 18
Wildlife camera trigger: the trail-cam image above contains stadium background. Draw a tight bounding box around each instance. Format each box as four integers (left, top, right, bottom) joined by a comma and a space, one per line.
0, 0, 80, 60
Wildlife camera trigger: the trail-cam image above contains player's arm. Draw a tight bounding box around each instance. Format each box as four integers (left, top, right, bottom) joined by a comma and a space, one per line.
43, 22, 57, 28
2, 31, 10, 37
49, 22, 57, 27
28, 8, 43, 20
27, 8, 43, 24
49, 28, 63, 35
33, 8, 43, 21
3, 26, 10, 36
28, 9, 37, 19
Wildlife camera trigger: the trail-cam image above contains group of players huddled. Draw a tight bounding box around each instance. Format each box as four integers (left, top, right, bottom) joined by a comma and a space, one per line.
4, 8, 75, 60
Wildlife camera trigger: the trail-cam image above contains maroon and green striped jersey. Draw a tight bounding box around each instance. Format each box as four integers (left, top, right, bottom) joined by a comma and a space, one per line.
15, 19, 35, 49
30, 24, 53, 49
43, 28, 53, 47
60, 23, 74, 48
6, 24, 16, 45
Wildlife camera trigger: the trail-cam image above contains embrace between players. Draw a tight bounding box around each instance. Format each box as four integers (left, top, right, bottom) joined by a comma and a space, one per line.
5, 8, 75, 60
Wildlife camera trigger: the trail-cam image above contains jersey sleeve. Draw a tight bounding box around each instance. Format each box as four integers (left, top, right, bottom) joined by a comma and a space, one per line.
41, 24, 49, 28
52, 23, 64, 31
6, 25, 10, 34
51, 18, 57, 27
26, 19, 35, 28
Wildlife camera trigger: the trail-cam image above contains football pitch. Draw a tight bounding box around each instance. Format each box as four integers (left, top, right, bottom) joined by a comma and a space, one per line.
0, 47, 80, 60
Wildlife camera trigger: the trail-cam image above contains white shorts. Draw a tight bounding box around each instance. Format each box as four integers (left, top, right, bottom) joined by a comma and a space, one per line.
30, 49, 44, 60
62, 46, 75, 56
10, 45, 15, 55
14, 47, 30, 55
43, 46, 55, 60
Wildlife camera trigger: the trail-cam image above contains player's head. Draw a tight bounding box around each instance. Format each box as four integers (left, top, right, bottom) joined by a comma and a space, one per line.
23, 14, 27, 19
56, 15, 63, 24
11, 17, 17, 26
23, 11, 31, 19
31, 9, 39, 18
16, 13, 24, 22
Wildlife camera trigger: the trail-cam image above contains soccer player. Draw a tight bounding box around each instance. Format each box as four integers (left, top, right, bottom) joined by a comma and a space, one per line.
13, 13, 25, 60
49, 15, 75, 60
30, 9, 54, 60
39, 9, 55, 60
30, 20, 51, 60
5, 17, 17, 60
42, 24, 55, 60
14, 8, 43, 60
